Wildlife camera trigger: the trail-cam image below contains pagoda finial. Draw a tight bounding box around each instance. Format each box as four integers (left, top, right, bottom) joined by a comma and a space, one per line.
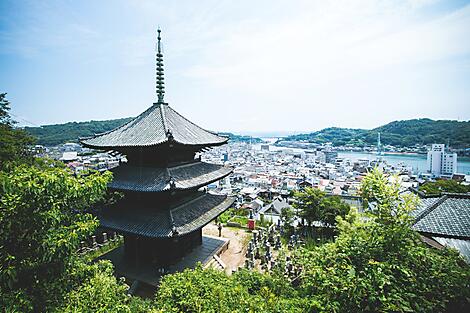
156, 28, 165, 103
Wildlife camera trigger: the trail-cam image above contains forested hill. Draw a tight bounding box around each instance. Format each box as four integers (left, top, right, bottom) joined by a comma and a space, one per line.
282, 119, 470, 148
24, 118, 262, 146
24, 118, 134, 146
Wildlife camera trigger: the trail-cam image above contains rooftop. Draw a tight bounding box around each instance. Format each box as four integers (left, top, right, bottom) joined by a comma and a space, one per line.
413, 194, 470, 239
81, 103, 228, 149
108, 161, 232, 192
99, 192, 235, 238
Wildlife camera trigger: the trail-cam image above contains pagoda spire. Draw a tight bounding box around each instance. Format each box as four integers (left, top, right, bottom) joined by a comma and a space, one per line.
156, 28, 165, 103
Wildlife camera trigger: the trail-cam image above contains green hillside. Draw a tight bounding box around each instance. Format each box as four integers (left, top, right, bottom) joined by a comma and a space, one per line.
24, 118, 134, 146
282, 119, 470, 148
24, 118, 262, 146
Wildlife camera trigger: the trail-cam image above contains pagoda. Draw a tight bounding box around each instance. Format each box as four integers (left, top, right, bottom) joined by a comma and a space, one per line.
81, 29, 234, 269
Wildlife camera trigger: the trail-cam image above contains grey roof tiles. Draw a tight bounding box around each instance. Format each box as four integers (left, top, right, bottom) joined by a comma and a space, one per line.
413, 194, 470, 239
99, 193, 235, 238
108, 161, 232, 192
81, 103, 227, 149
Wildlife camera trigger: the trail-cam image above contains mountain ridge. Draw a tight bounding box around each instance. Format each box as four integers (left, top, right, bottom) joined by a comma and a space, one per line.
281, 118, 470, 148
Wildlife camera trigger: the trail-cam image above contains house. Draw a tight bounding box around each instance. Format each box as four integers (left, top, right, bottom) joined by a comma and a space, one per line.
259, 196, 292, 216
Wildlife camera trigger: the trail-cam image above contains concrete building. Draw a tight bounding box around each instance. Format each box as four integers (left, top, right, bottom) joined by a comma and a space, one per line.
322, 150, 338, 164
427, 144, 457, 177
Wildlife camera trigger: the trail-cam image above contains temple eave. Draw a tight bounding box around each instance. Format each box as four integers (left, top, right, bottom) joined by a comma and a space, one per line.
107, 162, 233, 193
98, 194, 235, 239
80, 137, 228, 150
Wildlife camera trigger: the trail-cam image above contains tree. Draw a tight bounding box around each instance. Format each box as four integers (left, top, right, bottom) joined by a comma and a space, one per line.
0, 93, 35, 168
0, 164, 112, 311
293, 187, 350, 228
320, 195, 350, 227
56, 261, 154, 313
281, 206, 296, 233
291, 169, 470, 312
293, 187, 324, 226
420, 180, 470, 195
155, 265, 304, 313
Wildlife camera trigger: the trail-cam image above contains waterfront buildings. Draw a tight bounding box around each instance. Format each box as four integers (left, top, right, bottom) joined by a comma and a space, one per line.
427, 144, 458, 177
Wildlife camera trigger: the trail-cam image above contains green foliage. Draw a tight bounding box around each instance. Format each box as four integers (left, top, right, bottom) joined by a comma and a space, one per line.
283, 118, 470, 148
0, 164, 112, 311
285, 169, 470, 312
81, 236, 124, 263
218, 208, 235, 224
293, 187, 350, 227
56, 260, 155, 313
24, 117, 133, 146
293, 211, 470, 312
0, 93, 35, 168
155, 265, 306, 312
280, 206, 295, 228
360, 168, 418, 226
420, 179, 470, 195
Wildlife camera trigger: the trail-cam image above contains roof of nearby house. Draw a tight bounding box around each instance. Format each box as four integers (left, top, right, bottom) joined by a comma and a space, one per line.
259, 196, 292, 215
99, 193, 235, 238
108, 161, 232, 192
60, 151, 79, 161
413, 194, 470, 239
80, 103, 227, 149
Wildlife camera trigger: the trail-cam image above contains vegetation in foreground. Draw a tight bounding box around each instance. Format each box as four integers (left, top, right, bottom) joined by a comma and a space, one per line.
1, 94, 470, 312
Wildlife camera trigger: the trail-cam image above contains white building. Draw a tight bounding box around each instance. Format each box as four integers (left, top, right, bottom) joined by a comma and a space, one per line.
427, 144, 457, 177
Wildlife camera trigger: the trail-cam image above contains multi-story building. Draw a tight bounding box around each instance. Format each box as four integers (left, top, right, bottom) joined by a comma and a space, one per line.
323, 150, 338, 164
427, 144, 458, 177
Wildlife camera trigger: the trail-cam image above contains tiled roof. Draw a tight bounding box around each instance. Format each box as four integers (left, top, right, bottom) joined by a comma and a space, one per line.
413, 194, 470, 239
99, 193, 235, 238
80, 103, 227, 149
410, 197, 441, 218
259, 196, 291, 215
108, 161, 232, 192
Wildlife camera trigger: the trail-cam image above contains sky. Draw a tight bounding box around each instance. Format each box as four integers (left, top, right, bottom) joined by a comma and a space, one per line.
1, 0, 470, 135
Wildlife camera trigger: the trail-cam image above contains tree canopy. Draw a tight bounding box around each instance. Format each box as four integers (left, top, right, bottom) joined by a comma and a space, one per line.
420, 179, 470, 195
293, 187, 350, 227
0, 164, 112, 311
0, 93, 35, 168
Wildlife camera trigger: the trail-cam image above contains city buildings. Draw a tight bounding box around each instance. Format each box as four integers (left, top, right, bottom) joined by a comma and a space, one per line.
427, 144, 458, 177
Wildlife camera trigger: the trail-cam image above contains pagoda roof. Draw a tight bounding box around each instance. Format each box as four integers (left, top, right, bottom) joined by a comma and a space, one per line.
108, 161, 232, 192
80, 103, 227, 149
99, 193, 235, 238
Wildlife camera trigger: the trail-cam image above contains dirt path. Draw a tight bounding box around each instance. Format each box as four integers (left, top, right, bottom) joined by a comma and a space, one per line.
203, 223, 250, 273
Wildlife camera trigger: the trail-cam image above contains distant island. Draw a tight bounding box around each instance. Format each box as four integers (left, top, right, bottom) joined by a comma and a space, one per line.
280, 118, 470, 149
24, 118, 263, 146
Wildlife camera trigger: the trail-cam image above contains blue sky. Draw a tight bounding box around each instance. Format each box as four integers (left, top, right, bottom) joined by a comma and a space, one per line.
1, 0, 470, 134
